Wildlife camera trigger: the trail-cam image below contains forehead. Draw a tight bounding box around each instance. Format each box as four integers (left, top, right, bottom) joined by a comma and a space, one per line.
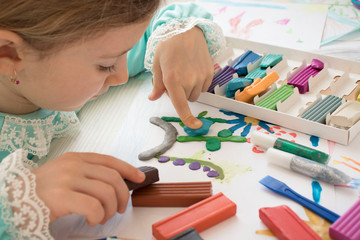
83, 18, 151, 57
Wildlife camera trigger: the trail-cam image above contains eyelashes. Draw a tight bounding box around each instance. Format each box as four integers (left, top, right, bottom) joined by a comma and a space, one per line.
98, 65, 116, 73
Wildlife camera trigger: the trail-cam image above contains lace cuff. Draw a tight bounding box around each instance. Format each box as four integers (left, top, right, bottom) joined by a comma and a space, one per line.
144, 17, 226, 72
0, 149, 52, 239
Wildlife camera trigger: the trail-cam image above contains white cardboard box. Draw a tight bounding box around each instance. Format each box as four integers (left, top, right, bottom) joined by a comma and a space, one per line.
198, 37, 360, 145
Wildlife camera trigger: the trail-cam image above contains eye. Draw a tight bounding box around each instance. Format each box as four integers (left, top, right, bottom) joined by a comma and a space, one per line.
98, 65, 116, 72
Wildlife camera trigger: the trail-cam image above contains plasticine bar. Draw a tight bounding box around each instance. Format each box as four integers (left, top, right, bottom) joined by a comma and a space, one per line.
329, 199, 360, 240
152, 192, 237, 240
287, 59, 324, 94
168, 227, 203, 240
259, 205, 321, 240
131, 182, 212, 207
124, 166, 159, 191
235, 72, 279, 103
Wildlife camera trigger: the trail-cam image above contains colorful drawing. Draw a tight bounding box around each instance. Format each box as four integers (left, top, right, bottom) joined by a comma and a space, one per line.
197, 0, 328, 49
333, 157, 360, 172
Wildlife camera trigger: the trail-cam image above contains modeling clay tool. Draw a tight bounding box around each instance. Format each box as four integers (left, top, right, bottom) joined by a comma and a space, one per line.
266, 148, 351, 185
131, 181, 212, 207
251, 131, 329, 164
232, 50, 262, 76
208, 65, 237, 93
259, 175, 340, 223
235, 72, 279, 103
329, 199, 360, 240
124, 166, 159, 191
152, 192, 236, 240
287, 59, 324, 94
301, 95, 343, 124
259, 205, 321, 240
255, 84, 294, 110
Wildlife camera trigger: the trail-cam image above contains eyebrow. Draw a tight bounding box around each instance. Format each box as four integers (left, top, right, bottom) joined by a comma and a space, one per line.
99, 47, 133, 58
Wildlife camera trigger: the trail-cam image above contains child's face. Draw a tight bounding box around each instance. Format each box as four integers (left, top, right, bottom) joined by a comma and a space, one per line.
19, 18, 151, 112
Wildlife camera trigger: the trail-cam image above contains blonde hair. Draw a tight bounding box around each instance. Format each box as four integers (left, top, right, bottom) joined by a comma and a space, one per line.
0, 0, 161, 53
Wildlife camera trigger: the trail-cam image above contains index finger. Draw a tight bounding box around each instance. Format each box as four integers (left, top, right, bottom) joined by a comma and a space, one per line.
80, 153, 145, 183
166, 85, 203, 129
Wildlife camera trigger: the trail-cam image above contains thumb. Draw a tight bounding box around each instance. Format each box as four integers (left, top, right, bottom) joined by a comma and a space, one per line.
149, 66, 166, 101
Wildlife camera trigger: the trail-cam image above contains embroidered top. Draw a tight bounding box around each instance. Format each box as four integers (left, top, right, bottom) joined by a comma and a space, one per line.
0, 2, 226, 239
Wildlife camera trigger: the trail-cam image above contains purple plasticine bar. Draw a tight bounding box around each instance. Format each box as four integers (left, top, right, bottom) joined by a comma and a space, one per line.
208, 65, 237, 93
329, 199, 360, 240
259, 205, 321, 240
287, 59, 324, 94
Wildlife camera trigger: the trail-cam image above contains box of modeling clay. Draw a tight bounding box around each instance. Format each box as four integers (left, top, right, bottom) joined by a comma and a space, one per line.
198, 37, 360, 145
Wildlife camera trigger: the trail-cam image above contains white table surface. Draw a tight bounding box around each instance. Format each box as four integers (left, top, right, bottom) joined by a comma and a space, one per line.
47, 2, 360, 239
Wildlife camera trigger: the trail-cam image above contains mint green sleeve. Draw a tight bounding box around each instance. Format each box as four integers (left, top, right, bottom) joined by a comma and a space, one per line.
0, 149, 52, 239
127, 2, 226, 77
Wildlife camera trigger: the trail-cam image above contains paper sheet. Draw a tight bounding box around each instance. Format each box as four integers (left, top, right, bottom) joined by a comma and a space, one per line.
196, 0, 328, 50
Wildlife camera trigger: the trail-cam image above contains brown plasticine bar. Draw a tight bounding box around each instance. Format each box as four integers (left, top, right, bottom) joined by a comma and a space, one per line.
124, 166, 159, 191
131, 182, 212, 207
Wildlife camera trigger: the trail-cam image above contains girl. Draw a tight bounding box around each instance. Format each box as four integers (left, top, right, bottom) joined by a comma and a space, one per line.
0, 0, 225, 238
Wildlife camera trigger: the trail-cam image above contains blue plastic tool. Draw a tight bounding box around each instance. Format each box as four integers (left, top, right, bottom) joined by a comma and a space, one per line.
259, 175, 340, 223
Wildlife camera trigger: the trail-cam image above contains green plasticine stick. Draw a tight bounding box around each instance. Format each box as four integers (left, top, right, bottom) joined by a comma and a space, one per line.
256, 84, 294, 110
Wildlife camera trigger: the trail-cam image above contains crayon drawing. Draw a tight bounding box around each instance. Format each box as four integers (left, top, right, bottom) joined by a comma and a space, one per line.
197, 0, 328, 49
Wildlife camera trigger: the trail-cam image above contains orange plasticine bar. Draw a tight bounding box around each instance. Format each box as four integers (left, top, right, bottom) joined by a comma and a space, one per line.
152, 192, 237, 240
259, 205, 321, 240
235, 72, 279, 103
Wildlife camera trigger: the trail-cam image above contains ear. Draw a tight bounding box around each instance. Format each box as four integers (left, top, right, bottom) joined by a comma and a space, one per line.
0, 30, 24, 77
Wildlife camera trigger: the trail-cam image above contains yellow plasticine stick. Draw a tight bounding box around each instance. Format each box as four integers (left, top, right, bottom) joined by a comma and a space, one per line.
235, 72, 279, 103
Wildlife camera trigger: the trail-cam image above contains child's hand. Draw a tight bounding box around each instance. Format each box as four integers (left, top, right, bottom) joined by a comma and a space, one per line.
32, 152, 145, 226
150, 26, 214, 129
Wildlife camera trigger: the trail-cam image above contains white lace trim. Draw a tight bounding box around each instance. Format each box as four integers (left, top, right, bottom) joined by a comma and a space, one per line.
0, 149, 53, 239
0, 111, 80, 159
144, 17, 227, 71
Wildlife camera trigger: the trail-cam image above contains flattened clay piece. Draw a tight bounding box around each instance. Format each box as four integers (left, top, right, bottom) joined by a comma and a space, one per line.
206, 138, 221, 151
173, 158, 186, 166
158, 156, 170, 163
184, 118, 213, 137
207, 170, 219, 178
138, 117, 178, 161
218, 129, 232, 138
189, 162, 201, 170
203, 166, 211, 172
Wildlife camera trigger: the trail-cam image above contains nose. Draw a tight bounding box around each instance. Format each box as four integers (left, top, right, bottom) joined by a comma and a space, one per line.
106, 70, 129, 86
105, 56, 129, 86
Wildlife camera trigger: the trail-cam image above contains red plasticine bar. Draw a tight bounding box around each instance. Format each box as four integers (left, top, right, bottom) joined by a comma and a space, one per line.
152, 192, 236, 240
259, 205, 321, 240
